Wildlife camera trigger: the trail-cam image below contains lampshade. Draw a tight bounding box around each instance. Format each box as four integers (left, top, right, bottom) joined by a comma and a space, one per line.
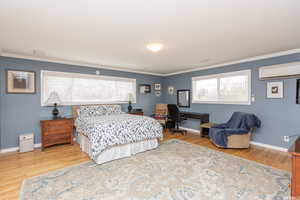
128, 93, 134, 102
45, 91, 62, 106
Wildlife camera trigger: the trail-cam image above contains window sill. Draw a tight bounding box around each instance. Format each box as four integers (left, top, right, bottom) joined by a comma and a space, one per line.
191, 101, 251, 105
41, 101, 136, 106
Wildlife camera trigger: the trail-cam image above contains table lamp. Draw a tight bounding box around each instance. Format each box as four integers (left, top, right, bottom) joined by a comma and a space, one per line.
45, 91, 62, 119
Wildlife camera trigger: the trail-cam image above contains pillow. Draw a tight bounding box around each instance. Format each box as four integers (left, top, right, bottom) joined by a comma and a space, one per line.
77, 105, 106, 118
102, 105, 122, 115
77, 105, 122, 117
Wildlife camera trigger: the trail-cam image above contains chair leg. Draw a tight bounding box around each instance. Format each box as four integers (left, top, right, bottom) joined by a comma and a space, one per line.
168, 121, 188, 136
170, 127, 187, 135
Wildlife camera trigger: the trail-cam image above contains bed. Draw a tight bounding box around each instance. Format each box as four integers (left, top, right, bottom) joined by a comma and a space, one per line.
73, 105, 163, 164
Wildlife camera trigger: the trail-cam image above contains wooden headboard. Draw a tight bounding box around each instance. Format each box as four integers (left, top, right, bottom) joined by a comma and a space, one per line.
72, 105, 81, 119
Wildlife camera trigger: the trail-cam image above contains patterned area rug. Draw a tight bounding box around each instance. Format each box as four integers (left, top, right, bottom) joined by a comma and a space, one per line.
20, 139, 290, 200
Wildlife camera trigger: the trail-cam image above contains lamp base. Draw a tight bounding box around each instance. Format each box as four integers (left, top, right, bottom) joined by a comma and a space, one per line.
52, 105, 59, 119
128, 101, 132, 112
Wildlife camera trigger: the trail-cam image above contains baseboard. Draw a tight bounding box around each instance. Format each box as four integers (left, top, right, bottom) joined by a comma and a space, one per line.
0, 147, 19, 153
179, 126, 288, 152
0, 143, 41, 153
179, 126, 201, 135
0, 135, 287, 153
250, 141, 288, 152
0, 138, 77, 154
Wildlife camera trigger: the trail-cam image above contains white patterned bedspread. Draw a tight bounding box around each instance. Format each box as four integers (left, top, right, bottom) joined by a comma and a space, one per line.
75, 114, 163, 159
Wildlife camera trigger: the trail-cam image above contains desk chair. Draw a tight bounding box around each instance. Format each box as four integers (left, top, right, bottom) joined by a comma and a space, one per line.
167, 104, 187, 135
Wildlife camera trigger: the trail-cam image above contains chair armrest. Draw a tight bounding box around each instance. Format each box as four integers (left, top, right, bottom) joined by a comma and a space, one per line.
223, 128, 249, 134
179, 113, 187, 120
212, 123, 229, 129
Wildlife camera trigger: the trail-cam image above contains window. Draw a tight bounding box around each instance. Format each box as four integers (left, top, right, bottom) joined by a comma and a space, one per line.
192, 70, 251, 105
41, 71, 136, 106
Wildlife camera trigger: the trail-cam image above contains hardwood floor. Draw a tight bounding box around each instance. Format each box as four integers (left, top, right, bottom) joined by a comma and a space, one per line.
0, 131, 291, 200
163, 131, 291, 171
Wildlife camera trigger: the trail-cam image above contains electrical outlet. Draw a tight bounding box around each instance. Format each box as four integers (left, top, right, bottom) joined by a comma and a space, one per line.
284, 136, 290, 142
96, 70, 100, 75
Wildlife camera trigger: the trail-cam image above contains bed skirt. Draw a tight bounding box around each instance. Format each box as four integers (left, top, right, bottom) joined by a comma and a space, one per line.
77, 132, 159, 164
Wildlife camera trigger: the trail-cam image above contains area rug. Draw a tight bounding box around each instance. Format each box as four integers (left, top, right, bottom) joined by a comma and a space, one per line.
20, 139, 290, 200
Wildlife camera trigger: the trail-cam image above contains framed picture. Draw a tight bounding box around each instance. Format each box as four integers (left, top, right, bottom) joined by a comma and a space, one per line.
6, 69, 36, 94
267, 81, 283, 98
177, 89, 191, 107
154, 83, 161, 91
296, 79, 300, 104
139, 84, 151, 94
155, 91, 161, 97
168, 86, 175, 95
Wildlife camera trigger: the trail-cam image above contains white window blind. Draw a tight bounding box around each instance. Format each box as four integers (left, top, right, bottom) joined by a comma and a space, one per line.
41, 71, 136, 106
192, 70, 251, 105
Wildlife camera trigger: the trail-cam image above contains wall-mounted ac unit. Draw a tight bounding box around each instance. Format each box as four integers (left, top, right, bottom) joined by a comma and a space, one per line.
259, 62, 300, 80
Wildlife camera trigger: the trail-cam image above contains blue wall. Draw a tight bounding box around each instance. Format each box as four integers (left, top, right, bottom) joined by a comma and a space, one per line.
163, 53, 300, 149
1, 53, 300, 150
0, 56, 164, 149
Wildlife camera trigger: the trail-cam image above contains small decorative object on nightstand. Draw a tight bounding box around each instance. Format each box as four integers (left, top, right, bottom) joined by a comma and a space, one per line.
40, 118, 73, 151
45, 91, 62, 119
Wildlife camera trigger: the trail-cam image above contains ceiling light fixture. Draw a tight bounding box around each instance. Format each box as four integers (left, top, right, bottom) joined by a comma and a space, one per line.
147, 43, 163, 52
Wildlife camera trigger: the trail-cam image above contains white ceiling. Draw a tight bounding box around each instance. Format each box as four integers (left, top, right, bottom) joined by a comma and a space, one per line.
0, 0, 300, 75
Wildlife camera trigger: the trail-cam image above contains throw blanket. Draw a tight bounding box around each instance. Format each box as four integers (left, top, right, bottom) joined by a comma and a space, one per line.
75, 114, 163, 159
209, 112, 261, 147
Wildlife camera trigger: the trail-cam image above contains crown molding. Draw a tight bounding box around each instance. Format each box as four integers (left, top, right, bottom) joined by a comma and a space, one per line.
164, 48, 300, 76
250, 141, 287, 152
0, 51, 164, 77
1, 48, 300, 77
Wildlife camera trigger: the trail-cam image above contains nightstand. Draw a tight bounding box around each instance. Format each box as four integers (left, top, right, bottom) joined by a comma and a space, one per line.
127, 111, 144, 116
40, 118, 74, 151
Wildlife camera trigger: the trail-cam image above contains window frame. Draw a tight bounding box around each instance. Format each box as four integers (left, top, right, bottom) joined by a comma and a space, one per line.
41, 70, 137, 106
192, 69, 251, 105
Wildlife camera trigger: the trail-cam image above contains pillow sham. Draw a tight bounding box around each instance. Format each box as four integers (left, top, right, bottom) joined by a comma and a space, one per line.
77, 105, 123, 118
103, 105, 123, 115
77, 105, 106, 118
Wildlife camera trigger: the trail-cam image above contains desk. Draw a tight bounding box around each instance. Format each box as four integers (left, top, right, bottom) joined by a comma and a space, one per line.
289, 136, 300, 198
180, 112, 210, 137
